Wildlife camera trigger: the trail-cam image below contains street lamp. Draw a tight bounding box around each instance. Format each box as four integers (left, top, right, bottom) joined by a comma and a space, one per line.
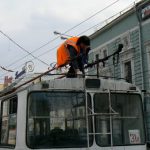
53, 31, 73, 40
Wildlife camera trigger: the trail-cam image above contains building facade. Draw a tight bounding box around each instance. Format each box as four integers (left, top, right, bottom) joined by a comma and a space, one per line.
89, 0, 150, 141
0, 84, 4, 91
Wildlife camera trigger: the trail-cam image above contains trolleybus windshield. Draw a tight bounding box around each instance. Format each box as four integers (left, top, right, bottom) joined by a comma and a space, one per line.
27, 91, 92, 149
94, 93, 145, 147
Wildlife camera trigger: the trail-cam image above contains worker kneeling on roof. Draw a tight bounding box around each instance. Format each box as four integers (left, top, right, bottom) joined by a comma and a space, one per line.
57, 36, 91, 78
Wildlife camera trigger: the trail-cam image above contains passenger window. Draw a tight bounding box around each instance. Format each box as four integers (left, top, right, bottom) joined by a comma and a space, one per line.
0, 97, 17, 147
27, 92, 93, 148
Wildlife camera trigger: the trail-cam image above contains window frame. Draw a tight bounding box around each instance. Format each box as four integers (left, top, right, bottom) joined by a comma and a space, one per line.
0, 95, 18, 149
124, 61, 133, 83
26, 90, 93, 149
93, 92, 146, 147
121, 58, 135, 84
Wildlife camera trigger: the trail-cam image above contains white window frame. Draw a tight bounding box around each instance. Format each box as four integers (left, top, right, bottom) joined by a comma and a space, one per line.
121, 59, 134, 83
98, 46, 112, 76
120, 48, 135, 83
102, 47, 108, 67
93, 46, 111, 77
97, 47, 108, 68
102, 47, 108, 58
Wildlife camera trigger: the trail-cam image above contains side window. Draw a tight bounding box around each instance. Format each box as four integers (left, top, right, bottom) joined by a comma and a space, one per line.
95, 54, 99, 61
27, 92, 93, 148
102, 49, 108, 67
1, 97, 17, 147
124, 61, 132, 83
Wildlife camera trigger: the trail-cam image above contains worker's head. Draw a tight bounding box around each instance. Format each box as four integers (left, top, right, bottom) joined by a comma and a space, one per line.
77, 36, 91, 54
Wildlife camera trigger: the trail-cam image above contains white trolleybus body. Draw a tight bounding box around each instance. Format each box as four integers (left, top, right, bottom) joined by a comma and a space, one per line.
0, 77, 146, 150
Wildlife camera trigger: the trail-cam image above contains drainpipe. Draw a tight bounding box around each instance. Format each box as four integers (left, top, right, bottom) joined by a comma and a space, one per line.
135, 3, 144, 91
135, 2, 149, 144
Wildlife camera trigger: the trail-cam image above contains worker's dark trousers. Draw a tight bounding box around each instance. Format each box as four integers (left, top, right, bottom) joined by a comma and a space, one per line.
66, 65, 85, 78
66, 65, 77, 78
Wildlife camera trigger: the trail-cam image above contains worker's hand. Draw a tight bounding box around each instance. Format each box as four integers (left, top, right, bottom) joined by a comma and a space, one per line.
76, 69, 83, 78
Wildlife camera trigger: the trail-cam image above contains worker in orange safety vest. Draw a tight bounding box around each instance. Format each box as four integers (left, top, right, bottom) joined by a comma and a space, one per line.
57, 36, 91, 77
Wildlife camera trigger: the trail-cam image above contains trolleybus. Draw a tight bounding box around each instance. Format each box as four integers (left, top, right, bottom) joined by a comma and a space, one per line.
0, 76, 146, 150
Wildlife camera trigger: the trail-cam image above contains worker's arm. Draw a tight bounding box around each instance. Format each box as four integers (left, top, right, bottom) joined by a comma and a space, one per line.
67, 45, 79, 70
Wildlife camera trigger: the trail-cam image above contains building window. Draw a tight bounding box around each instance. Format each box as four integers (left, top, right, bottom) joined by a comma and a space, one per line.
103, 49, 107, 58
1, 96, 17, 147
141, 4, 150, 20
124, 61, 132, 83
103, 49, 108, 67
95, 54, 99, 61
27, 92, 93, 148
94, 54, 99, 68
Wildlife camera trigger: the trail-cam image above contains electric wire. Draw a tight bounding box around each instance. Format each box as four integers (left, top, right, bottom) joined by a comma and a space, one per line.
0, 30, 50, 67
0, 0, 120, 71
0, 66, 14, 72
0, 43, 123, 97
1, 42, 150, 93
0, 0, 140, 80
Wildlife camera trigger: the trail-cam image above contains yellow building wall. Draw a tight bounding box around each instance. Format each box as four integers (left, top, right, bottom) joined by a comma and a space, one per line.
0, 84, 4, 90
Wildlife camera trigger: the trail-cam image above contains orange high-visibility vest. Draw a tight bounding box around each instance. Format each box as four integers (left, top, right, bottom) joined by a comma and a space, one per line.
57, 37, 80, 67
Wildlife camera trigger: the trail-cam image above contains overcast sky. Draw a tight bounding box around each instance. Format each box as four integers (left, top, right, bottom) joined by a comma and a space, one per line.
0, 0, 140, 81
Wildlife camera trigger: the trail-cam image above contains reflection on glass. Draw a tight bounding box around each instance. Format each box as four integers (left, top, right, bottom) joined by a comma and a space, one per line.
2, 101, 9, 117
1, 97, 17, 146
8, 115, 17, 145
1, 117, 9, 144
94, 93, 145, 146
27, 92, 92, 148
94, 94, 110, 146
